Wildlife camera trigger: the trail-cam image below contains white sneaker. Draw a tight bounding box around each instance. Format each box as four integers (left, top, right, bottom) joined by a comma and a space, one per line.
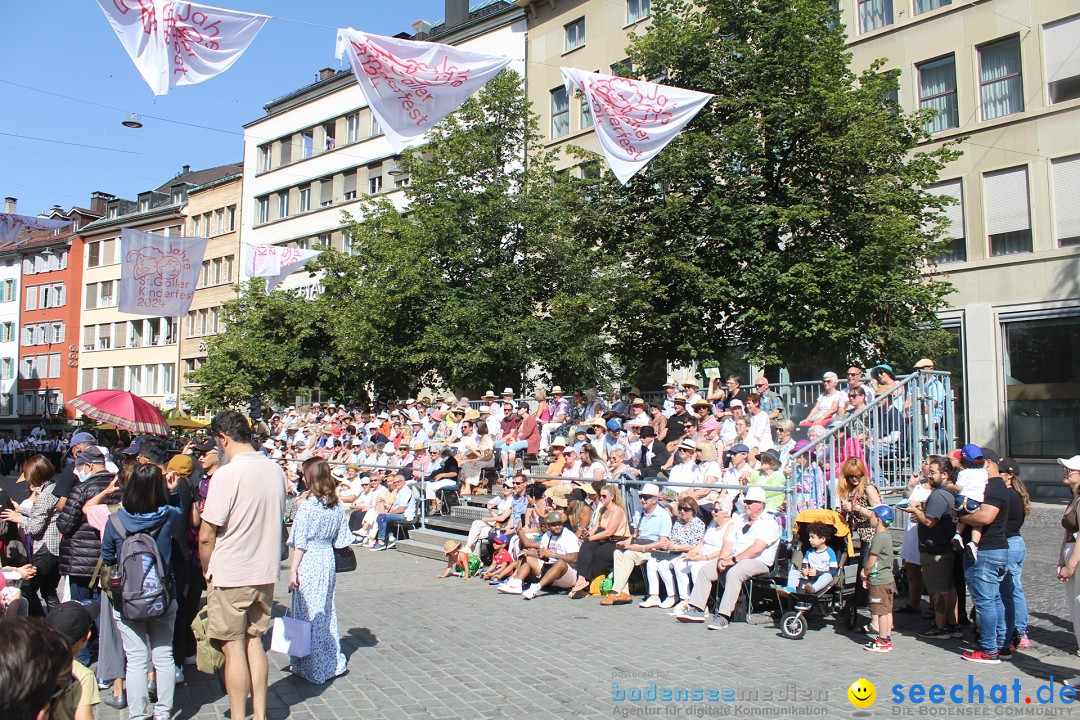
498, 579, 523, 595
1066, 678, 1080, 687
639, 595, 662, 608
174, 666, 184, 684
668, 600, 690, 616
659, 596, 677, 609
522, 584, 541, 600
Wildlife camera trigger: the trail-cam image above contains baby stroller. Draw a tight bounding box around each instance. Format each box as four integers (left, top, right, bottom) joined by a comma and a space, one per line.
778, 509, 854, 640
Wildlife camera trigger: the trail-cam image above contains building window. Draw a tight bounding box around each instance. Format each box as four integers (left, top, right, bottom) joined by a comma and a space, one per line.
86, 241, 101, 267
915, 0, 950, 14
1046, 15, 1080, 104
564, 18, 585, 52
627, 0, 650, 24
257, 197, 270, 224
0, 323, 12, 342
984, 166, 1032, 256
369, 175, 383, 195
925, 179, 966, 263
259, 144, 272, 172
858, 0, 892, 33
25, 285, 36, 311
580, 98, 593, 129
278, 193, 289, 219
301, 130, 314, 159
918, 55, 959, 133
1, 279, 14, 303
551, 87, 569, 138
1052, 154, 1080, 247
611, 59, 633, 77
225, 255, 234, 282
226, 205, 235, 232
346, 113, 360, 144
1003, 314, 1080, 457
299, 186, 311, 213
342, 232, 354, 255
323, 122, 336, 150
370, 115, 382, 138
979, 36, 1023, 120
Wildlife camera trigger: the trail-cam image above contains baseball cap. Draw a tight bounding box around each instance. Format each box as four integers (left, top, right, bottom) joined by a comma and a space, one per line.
997, 457, 1021, 475
980, 448, 1001, 464
121, 436, 145, 455
1059, 456, 1080, 472
728, 399, 744, 408
606, 419, 622, 432
873, 504, 895, 526
194, 437, 217, 454
492, 533, 508, 545
545, 511, 566, 524
730, 444, 750, 454
960, 444, 983, 463
75, 446, 106, 466
166, 454, 196, 476
70, 431, 97, 447
45, 601, 97, 642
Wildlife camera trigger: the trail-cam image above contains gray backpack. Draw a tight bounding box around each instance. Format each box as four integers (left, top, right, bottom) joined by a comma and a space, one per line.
109, 514, 173, 622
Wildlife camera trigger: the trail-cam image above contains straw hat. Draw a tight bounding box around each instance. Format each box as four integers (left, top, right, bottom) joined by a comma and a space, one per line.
443, 540, 462, 555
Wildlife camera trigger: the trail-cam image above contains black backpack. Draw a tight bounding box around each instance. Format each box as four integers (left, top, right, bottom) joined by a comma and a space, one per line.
109, 514, 173, 622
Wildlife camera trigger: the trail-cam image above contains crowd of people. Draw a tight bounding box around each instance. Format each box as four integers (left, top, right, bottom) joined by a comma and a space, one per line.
1, 364, 1080, 720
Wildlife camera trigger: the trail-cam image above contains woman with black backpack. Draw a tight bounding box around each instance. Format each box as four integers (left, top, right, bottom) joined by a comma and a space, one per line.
100, 463, 183, 720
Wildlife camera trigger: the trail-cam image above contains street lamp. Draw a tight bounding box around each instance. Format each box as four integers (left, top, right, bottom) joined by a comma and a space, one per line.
122, 113, 144, 129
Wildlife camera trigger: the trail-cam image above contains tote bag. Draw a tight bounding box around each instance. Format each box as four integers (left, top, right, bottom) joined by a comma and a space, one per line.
270, 609, 311, 658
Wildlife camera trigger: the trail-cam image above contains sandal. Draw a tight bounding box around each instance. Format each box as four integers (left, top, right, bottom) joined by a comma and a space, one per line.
859, 623, 876, 635
568, 588, 589, 599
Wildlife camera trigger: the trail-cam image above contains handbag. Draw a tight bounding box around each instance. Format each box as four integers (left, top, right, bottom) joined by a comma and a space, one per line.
270, 603, 311, 658
334, 546, 356, 573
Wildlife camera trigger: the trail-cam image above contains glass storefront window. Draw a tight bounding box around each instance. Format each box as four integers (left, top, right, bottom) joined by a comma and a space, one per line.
1003, 315, 1080, 458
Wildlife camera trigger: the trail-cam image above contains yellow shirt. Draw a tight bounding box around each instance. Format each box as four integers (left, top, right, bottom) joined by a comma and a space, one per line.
55, 659, 99, 720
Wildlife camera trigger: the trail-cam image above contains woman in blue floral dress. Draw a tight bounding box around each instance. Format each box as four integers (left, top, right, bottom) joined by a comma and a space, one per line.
287, 457, 352, 683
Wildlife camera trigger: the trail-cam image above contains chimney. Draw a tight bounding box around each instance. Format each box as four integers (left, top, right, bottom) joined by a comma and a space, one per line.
3, 197, 14, 214
318, 67, 336, 82
90, 191, 114, 215
445, 0, 469, 29
181, 164, 191, 175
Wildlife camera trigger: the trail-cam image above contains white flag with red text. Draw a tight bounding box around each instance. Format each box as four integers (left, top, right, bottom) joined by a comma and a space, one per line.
97, 0, 268, 96
335, 28, 511, 153
119, 228, 207, 317
0, 214, 72, 245
561, 68, 713, 184
243, 244, 322, 294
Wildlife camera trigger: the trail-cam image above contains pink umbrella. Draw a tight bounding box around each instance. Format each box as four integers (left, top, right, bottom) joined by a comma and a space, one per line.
68, 390, 169, 436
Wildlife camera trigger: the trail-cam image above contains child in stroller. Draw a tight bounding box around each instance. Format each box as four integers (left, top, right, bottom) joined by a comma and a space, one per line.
777, 509, 854, 639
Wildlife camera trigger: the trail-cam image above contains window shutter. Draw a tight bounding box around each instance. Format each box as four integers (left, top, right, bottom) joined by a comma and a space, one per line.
25, 286, 35, 311
85, 284, 97, 310
22, 258, 31, 274
1052, 154, 1080, 243
983, 166, 1030, 234
96, 368, 108, 389
82, 326, 94, 349
344, 170, 357, 196
81, 368, 92, 392
33, 356, 47, 379
925, 179, 964, 239
49, 354, 60, 379
1045, 15, 1080, 83
57, 285, 65, 307
22, 327, 32, 345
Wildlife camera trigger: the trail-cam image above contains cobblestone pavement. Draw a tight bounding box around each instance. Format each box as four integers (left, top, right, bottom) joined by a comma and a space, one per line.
71, 501, 1080, 719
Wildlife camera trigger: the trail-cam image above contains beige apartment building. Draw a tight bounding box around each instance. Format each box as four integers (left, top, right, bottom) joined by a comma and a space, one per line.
180, 172, 242, 402
77, 164, 241, 411
839, 0, 1080, 487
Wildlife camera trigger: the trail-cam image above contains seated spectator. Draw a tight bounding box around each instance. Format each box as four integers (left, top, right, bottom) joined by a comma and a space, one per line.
638, 427, 670, 479
778, 522, 838, 595
480, 533, 514, 582
640, 496, 706, 609
463, 478, 514, 554
776, 420, 797, 467
745, 393, 774, 464
501, 511, 581, 599
568, 484, 631, 598
801, 372, 841, 426
349, 476, 391, 545
747, 450, 786, 514
423, 446, 459, 515
675, 486, 781, 629
370, 473, 418, 551
666, 497, 742, 614
602, 483, 674, 605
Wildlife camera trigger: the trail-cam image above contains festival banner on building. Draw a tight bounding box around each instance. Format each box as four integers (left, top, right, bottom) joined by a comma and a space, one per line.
335, 28, 512, 153
0, 214, 72, 245
560, 68, 713, 184
119, 228, 207, 317
243, 243, 322, 294
97, 0, 268, 96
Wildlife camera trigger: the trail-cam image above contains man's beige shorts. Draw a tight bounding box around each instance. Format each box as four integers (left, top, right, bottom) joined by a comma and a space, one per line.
207, 584, 275, 641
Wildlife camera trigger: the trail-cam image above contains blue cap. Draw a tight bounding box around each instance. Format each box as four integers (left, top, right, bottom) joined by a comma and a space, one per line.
70, 431, 96, 447
122, 436, 145, 455
492, 533, 508, 545
960, 444, 983, 463
873, 505, 895, 526
606, 419, 622, 431
731, 444, 750, 454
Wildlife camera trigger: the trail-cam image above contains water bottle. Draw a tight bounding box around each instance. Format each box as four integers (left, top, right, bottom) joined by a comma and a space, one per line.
109, 566, 122, 595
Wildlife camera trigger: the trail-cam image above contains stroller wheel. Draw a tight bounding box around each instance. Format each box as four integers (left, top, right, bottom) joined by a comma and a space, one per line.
781, 611, 807, 640
844, 597, 858, 631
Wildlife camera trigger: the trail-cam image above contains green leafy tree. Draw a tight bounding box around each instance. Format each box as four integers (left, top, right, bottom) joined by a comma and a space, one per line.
187, 280, 330, 410
570, 0, 961, 373
313, 69, 616, 398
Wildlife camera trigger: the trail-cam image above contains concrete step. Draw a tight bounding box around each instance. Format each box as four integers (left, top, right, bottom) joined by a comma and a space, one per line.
462, 494, 495, 507
395, 539, 447, 562
451, 505, 489, 521
423, 515, 473, 534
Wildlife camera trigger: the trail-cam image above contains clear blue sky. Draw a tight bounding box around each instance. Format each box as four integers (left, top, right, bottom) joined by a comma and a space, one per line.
0, 1, 447, 216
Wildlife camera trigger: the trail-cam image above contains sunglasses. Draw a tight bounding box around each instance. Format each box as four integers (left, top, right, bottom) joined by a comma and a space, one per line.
754, 382, 766, 387
711, 507, 726, 514
845, 474, 864, 481
678, 506, 693, 512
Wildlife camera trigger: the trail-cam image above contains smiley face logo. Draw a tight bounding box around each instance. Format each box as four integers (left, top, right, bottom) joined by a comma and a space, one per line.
848, 678, 876, 708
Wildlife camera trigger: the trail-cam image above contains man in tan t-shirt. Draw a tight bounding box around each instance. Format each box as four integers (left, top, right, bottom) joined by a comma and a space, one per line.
199, 410, 285, 720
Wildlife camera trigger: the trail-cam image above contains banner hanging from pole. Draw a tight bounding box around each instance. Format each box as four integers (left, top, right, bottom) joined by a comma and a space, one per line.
561, 68, 713, 184
97, 0, 268, 96
243, 243, 322, 294
0, 214, 72, 245
335, 28, 511, 153
119, 228, 207, 317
